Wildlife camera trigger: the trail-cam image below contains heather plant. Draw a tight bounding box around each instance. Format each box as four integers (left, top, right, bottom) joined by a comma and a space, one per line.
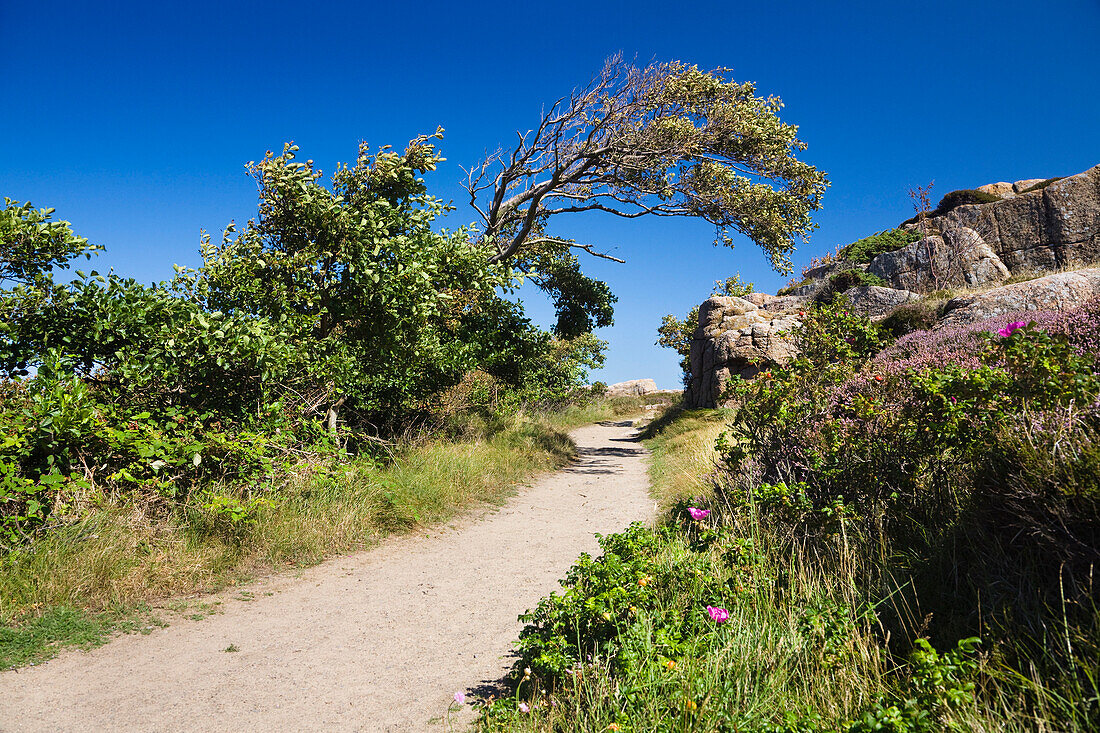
715, 300, 1100, 722
481, 299, 1100, 732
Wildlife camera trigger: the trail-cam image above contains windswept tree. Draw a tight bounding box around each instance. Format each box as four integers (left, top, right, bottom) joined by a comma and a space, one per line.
465, 55, 828, 275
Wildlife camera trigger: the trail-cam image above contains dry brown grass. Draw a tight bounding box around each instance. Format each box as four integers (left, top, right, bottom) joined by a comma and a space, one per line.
641, 406, 731, 511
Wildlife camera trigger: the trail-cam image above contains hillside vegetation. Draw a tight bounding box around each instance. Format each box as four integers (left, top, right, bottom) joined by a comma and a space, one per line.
478, 298, 1100, 731
0, 141, 661, 667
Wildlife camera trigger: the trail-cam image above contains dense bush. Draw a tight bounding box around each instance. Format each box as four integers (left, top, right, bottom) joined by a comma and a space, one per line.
902, 189, 1002, 225
0, 136, 611, 549
812, 268, 887, 304
718, 299, 1100, 723
837, 228, 922, 265
879, 299, 945, 337
725, 302, 1100, 553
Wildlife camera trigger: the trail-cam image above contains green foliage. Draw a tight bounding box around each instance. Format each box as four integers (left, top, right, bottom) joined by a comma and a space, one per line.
190, 134, 521, 420
511, 234, 616, 339
0, 135, 611, 549
656, 308, 698, 386
192, 492, 271, 542
818, 269, 887, 302
934, 189, 1002, 212
474, 57, 829, 275
0, 199, 102, 286
903, 190, 1001, 224
837, 228, 922, 265
850, 638, 980, 733
713, 272, 756, 298
880, 300, 944, 337
1, 272, 294, 409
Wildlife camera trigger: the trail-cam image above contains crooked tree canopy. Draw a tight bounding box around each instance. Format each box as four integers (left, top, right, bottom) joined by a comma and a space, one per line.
465, 56, 828, 275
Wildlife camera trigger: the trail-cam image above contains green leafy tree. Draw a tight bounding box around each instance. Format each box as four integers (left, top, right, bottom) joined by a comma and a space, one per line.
465, 55, 828, 275
512, 233, 616, 339
0, 199, 101, 286
188, 133, 535, 423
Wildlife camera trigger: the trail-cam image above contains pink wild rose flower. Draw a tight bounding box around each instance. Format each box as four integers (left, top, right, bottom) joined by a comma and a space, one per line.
687, 507, 711, 521
707, 605, 730, 623
997, 321, 1027, 338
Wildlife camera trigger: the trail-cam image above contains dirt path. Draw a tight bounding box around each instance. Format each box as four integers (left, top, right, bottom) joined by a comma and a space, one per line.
1, 421, 655, 732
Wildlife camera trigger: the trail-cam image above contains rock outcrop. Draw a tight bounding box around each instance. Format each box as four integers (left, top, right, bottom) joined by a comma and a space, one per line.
685, 296, 800, 408
938, 267, 1100, 327
873, 165, 1100, 293
845, 285, 920, 319
868, 227, 1011, 293
682, 164, 1100, 409
606, 378, 659, 396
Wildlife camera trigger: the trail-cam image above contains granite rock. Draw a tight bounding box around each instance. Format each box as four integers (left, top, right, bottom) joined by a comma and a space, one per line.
844, 285, 920, 319
605, 379, 659, 396
938, 268, 1100, 327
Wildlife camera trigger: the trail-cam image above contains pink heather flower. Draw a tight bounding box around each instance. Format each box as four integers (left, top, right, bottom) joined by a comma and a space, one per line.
998, 321, 1027, 338
518, 702, 530, 714
707, 605, 730, 623
453, 692, 466, 704
687, 507, 710, 521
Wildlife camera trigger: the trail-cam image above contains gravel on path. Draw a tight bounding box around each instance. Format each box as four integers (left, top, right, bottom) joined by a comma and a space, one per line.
1, 420, 656, 732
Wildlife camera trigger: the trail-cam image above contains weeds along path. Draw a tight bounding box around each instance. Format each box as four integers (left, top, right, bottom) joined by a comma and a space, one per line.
1, 420, 655, 732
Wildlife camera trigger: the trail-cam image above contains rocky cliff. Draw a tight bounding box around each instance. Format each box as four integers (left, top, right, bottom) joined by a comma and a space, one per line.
683, 163, 1100, 408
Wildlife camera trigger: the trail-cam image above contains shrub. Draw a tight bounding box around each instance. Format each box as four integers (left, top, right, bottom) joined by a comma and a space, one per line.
1020, 177, 1063, 193
713, 272, 755, 299
831, 269, 886, 292
880, 300, 946, 337
902, 189, 1002, 225
813, 269, 888, 304
837, 228, 922, 265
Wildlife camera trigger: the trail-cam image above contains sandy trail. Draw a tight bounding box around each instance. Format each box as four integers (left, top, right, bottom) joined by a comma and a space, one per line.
1, 420, 655, 732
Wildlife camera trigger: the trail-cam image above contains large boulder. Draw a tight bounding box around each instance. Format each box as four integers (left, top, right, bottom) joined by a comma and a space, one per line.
938, 267, 1100, 327
844, 285, 920, 319
940, 164, 1100, 273
977, 182, 1015, 199
744, 292, 776, 308
762, 294, 810, 313
1013, 178, 1045, 193
858, 165, 1100, 295
605, 379, 659, 396
686, 296, 800, 408
868, 226, 1010, 293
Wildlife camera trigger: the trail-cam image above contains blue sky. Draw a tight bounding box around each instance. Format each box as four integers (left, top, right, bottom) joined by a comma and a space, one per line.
3, 0, 1099, 388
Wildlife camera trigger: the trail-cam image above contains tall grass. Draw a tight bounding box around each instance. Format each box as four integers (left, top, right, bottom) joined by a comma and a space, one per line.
476, 406, 1098, 732
640, 407, 731, 511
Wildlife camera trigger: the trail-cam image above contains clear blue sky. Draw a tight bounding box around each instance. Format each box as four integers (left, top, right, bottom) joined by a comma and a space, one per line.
3, 0, 1099, 388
